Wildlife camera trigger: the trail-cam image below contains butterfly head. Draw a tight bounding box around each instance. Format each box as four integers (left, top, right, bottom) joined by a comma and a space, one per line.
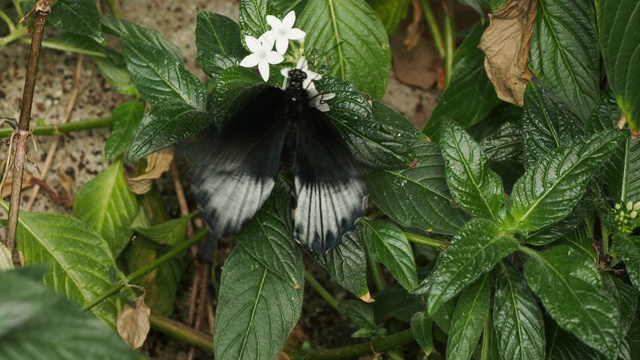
287, 68, 307, 90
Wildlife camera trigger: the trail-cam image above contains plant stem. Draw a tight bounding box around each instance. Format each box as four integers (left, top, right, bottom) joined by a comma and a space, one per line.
5, 0, 50, 263
82, 229, 209, 311
0, 10, 15, 32
304, 271, 345, 315
418, 0, 445, 58
442, 0, 455, 87
404, 232, 445, 249
0, 117, 112, 138
150, 312, 213, 353
303, 329, 415, 359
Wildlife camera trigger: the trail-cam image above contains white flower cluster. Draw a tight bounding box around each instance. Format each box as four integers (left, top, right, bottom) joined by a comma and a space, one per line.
239, 11, 335, 112
614, 201, 640, 234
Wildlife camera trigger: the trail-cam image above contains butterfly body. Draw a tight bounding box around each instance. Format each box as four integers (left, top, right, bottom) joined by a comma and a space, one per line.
191, 70, 365, 253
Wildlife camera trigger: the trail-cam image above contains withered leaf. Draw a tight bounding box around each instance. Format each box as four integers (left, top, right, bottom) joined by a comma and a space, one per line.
125, 149, 174, 194
116, 292, 151, 349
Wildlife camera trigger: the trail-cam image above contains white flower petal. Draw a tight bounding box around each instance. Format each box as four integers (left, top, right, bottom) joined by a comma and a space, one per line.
240, 54, 260, 68
281, 67, 291, 78
287, 28, 306, 40
275, 38, 288, 54
260, 31, 275, 47
258, 61, 270, 81
321, 93, 336, 101
296, 57, 307, 70
266, 15, 281, 29
266, 51, 284, 64
244, 36, 262, 53
282, 11, 296, 28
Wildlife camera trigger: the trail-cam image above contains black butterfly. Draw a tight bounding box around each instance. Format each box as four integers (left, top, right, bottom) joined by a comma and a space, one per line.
190, 69, 366, 253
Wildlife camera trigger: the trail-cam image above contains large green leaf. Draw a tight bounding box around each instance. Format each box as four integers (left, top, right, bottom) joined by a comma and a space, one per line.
447, 274, 491, 360
368, 0, 411, 35
132, 212, 196, 246
603, 274, 637, 336
48, 0, 104, 43
8, 207, 119, 326
366, 140, 469, 235
298, 0, 391, 98
529, 0, 599, 121
91, 49, 137, 96
238, 0, 277, 41
73, 159, 137, 257
196, 12, 248, 77
521, 82, 584, 167
373, 284, 424, 322
608, 137, 640, 205
314, 230, 369, 297
493, 263, 544, 360
440, 121, 503, 221
104, 100, 145, 160
505, 130, 625, 234
121, 39, 206, 110
44, 32, 104, 57
0, 270, 138, 360
411, 312, 433, 355
416, 219, 519, 314
545, 318, 606, 360
525, 246, 620, 359
360, 219, 418, 290
424, 23, 500, 139
597, 0, 640, 132
614, 235, 640, 293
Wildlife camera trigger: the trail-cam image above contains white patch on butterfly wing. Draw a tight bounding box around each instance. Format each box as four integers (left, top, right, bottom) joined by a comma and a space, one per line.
294, 176, 365, 253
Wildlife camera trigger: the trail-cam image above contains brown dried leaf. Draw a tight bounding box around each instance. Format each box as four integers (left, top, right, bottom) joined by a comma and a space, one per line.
360, 292, 375, 303
2, 171, 35, 198
117, 292, 151, 349
479, 0, 538, 106
126, 149, 174, 194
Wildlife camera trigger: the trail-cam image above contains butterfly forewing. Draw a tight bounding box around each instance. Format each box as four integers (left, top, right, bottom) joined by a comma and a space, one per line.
191, 88, 288, 238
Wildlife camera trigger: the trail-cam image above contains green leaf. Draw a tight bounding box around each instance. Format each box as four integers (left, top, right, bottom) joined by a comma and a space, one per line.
271, 0, 308, 14
314, 230, 369, 297
597, 0, 640, 132
298, 0, 391, 98
368, 0, 411, 35
211, 66, 267, 129
6, 206, 119, 326
366, 140, 469, 235
459, 0, 487, 15
360, 219, 418, 290
373, 284, 424, 322
104, 100, 145, 159
196, 12, 248, 77
342, 299, 377, 331
603, 274, 637, 336
91, 49, 137, 96
613, 235, 640, 293
121, 39, 206, 110
447, 274, 491, 360
0, 270, 138, 360
48, 0, 104, 43
506, 130, 626, 233
491, 0, 510, 11
529, 0, 599, 121
127, 102, 210, 161
424, 23, 500, 140
524, 245, 620, 359
608, 137, 640, 204
411, 312, 433, 355
493, 264, 545, 360
521, 82, 584, 167
629, 320, 640, 359
73, 159, 137, 257
133, 212, 196, 246
440, 121, 504, 221
101, 14, 183, 61
545, 318, 605, 360
586, 89, 621, 133
238, 0, 276, 41
43, 32, 104, 57
372, 99, 423, 140
417, 219, 519, 314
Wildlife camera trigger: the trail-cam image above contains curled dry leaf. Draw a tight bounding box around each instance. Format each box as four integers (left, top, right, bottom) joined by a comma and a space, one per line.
0, 243, 13, 270
1, 171, 35, 198
125, 148, 174, 194
360, 292, 375, 303
479, 0, 538, 106
117, 292, 151, 349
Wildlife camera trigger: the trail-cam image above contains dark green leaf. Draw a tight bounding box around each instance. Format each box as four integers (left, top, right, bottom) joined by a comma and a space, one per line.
271, 0, 308, 14
0, 270, 138, 360
211, 66, 268, 129
545, 318, 604, 360
525, 246, 620, 359
373, 284, 424, 322
432, 299, 455, 334
368, 0, 411, 35
196, 12, 248, 77
521, 82, 584, 167
372, 99, 423, 140
360, 219, 418, 290
603, 274, 637, 336
424, 23, 500, 140
121, 39, 206, 110
91, 50, 137, 96
529, 0, 599, 121
447, 274, 491, 360
101, 14, 183, 61
48, 0, 104, 43
299, 0, 391, 98
607, 137, 640, 206
73, 159, 137, 257
491, 0, 510, 11
525, 201, 591, 246
104, 100, 145, 159
459, 0, 487, 15
366, 140, 469, 235
505, 130, 626, 234
629, 320, 640, 359
586, 89, 621, 133
417, 219, 519, 314
133, 212, 196, 246
411, 312, 433, 355
613, 235, 640, 293
440, 121, 503, 221
342, 299, 376, 330
477, 105, 523, 164
238, 0, 275, 41
44, 32, 104, 57
314, 230, 369, 297
493, 264, 544, 360
127, 102, 210, 161
597, 0, 640, 131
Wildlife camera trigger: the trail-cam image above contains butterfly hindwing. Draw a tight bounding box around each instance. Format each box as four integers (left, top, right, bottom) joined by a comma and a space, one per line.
191, 88, 287, 238
293, 106, 366, 253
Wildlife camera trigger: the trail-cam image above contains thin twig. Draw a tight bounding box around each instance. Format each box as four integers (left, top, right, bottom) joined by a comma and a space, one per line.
25, 55, 83, 211
5, 0, 52, 263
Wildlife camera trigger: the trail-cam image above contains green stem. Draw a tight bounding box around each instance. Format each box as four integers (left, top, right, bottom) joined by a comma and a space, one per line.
418, 0, 445, 58
0, 117, 112, 138
304, 271, 345, 315
517, 244, 537, 257
17, 37, 107, 57
404, 232, 445, 249
150, 312, 213, 353
303, 329, 415, 359
443, 0, 455, 87
82, 229, 208, 311
106, 0, 123, 17
0, 10, 15, 32
0, 24, 27, 47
